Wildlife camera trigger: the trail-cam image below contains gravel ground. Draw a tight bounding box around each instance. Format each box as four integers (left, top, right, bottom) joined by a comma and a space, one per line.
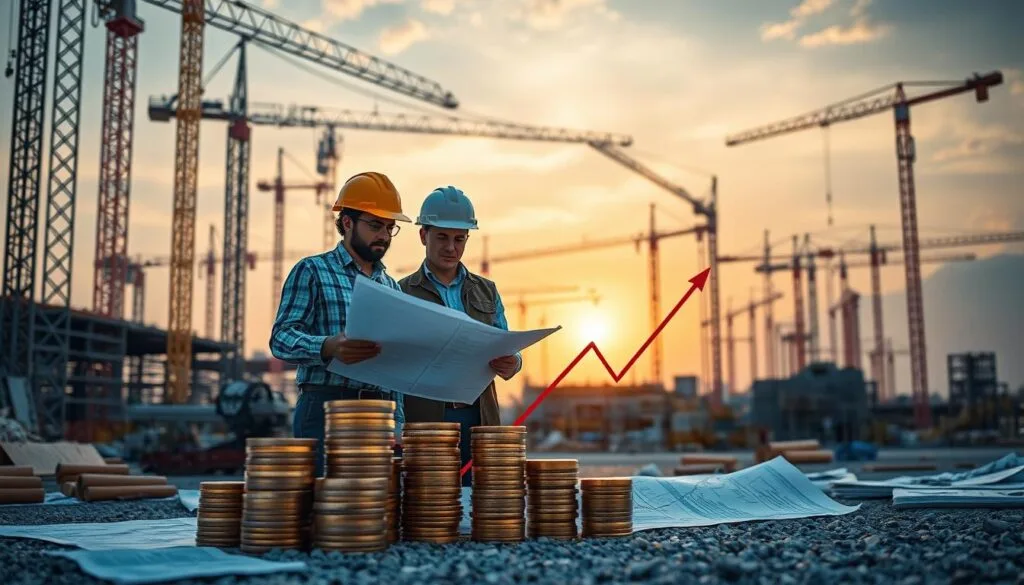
1, 498, 1022, 585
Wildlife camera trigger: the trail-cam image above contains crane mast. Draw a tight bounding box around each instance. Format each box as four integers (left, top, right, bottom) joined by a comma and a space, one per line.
725, 70, 1004, 429
93, 2, 144, 319
586, 142, 721, 405
166, 0, 205, 404
221, 40, 249, 379
34, 0, 89, 436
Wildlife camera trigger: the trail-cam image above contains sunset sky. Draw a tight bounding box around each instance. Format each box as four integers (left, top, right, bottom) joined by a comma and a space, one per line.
0, 0, 1021, 406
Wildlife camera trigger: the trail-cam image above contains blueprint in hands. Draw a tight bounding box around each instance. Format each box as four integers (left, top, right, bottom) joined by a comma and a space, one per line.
327, 277, 560, 403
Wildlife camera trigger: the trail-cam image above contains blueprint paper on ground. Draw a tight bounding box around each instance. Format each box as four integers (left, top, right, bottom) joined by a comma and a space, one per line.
892, 487, 1024, 509
0, 517, 198, 550
832, 453, 1024, 499
630, 457, 860, 531
328, 278, 560, 403
45, 547, 307, 585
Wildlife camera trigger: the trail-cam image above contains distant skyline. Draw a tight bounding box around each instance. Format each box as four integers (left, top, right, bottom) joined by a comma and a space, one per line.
0, 0, 1021, 405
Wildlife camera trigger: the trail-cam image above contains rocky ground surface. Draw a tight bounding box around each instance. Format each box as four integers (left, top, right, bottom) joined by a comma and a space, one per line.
1, 498, 1022, 585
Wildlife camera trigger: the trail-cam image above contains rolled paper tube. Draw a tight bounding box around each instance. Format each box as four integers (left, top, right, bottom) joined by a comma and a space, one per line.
82, 485, 178, 502
681, 454, 738, 469
103, 458, 125, 464
862, 463, 938, 472
0, 466, 35, 477
54, 463, 130, 477
0, 476, 43, 489
673, 463, 726, 475
77, 473, 167, 490
780, 449, 834, 464
0, 487, 45, 504
61, 481, 77, 497
768, 439, 821, 452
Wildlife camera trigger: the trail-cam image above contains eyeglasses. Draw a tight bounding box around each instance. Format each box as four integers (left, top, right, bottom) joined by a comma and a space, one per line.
358, 219, 401, 237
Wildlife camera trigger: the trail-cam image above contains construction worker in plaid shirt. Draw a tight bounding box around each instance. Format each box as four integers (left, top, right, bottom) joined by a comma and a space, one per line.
270, 171, 410, 477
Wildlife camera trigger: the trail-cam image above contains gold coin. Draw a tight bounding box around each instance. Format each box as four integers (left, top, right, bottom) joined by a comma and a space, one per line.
528, 511, 578, 522
400, 431, 460, 440
582, 519, 632, 530
324, 399, 395, 411
528, 505, 577, 515
316, 477, 388, 490
243, 490, 312, 501
580, 477, 632, 488
247, 437, 318, 448
471, 425, 526, 433
526, 459, 578, 470
325, 411, 394, 420
199, 480, 245, 491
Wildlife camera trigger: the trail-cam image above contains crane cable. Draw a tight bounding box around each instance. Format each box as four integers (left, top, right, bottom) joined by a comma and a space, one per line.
823, 124, 834, 227
4, 0, 15, 78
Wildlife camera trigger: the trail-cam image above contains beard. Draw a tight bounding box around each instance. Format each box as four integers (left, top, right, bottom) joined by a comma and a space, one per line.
350, 230, 389, 263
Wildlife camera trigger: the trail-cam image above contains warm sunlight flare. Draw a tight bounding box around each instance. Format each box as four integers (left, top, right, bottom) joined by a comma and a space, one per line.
574, 310, 612, 346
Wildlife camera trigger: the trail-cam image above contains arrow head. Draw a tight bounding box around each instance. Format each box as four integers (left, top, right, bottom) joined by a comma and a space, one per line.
689, 267, 712, 291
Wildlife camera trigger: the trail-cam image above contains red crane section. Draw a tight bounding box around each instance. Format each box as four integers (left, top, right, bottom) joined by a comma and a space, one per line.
93, 4, 144, 318
725, 71, 1005, 430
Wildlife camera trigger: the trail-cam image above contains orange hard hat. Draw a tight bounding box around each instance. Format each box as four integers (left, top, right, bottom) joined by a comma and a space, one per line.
332, 171, 411, 222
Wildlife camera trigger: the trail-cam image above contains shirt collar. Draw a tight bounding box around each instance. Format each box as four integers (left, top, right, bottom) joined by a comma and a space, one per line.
423, 261, 466, 289
334, 241, 387, 278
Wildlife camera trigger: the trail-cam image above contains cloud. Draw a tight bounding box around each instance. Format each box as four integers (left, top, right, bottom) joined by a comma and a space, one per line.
760, 0, 834, 41
512, 0, 617, 31
421, 0, 456, 15
931, 125, 1024, 163
798, 19, 891, 47
262, 0, 280, 9
1006, 68, 1024, 107
760, 0, 891, 48
323, 0, 402, 22
302, 18, 326, 33
379, 19, 430, 54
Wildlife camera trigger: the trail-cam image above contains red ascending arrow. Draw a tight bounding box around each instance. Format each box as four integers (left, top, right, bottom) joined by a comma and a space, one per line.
460, 266, 712, 477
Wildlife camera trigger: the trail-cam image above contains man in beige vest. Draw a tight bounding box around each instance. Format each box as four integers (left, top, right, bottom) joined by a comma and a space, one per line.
398, 186, 522, 485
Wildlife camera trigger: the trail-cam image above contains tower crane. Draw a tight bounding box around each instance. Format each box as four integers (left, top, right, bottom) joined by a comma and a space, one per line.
701, 291, 783, 395
724, 70, 1005, 429
255, 148, 328, 314
828, 251, 976, 394
151, 96, 633, 383
746, 229, 1023, 400
151, 0, 461, 404
93, 1, 145, 320
316, 128, 341, 249
585, 142, 722, 405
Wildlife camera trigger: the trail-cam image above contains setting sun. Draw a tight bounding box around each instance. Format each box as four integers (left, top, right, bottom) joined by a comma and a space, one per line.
574, 310, 612, 346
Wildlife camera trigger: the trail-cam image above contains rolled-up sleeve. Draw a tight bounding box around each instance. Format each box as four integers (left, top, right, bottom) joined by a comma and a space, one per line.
270, 261, 329, 366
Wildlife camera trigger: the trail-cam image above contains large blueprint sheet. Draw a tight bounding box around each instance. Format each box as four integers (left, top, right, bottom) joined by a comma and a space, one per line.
328, 278, 560, 403
631, 457, 860, 531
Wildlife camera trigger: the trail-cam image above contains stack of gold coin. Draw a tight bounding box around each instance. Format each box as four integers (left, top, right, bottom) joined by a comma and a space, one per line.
401, 422, 462, 544
312, 477, 389, 552
525, 459, 579, 540
241, 438, 317, 554
580, 477, 632, 538
387, 457, 402, 543
195, 481, 244, 548
323, 399, 397, 479
470, 426, 528, 543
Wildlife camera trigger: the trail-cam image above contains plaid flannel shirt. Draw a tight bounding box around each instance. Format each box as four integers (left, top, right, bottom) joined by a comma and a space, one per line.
269, 243, 405, 426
